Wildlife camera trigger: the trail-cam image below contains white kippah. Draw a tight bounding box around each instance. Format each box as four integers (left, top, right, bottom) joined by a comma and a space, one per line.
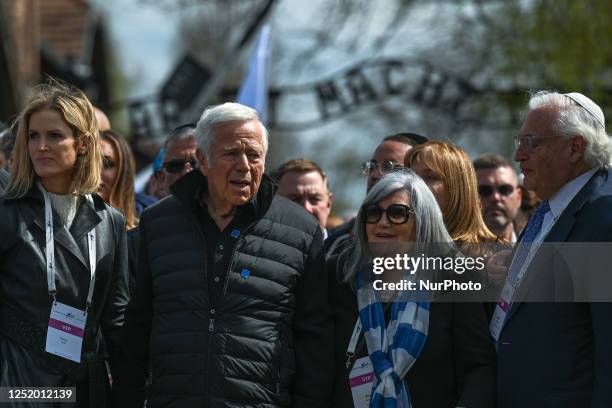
563, 92, 606, 130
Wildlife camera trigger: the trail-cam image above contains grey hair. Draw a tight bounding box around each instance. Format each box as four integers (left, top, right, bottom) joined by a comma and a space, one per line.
194, 102, 269, 163
163, 125, 196, 151
527, 90, 612, 167
341, 169, 454, 284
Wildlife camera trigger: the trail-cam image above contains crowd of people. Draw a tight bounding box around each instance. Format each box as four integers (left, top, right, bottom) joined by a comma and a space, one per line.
0, 77, 611, 408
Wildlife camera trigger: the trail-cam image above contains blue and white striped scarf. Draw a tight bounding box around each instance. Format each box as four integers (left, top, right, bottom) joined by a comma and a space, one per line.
356, 278, 430, 408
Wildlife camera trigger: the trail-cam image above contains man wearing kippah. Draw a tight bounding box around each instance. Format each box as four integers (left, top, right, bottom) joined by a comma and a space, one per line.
490, 91, 612, 407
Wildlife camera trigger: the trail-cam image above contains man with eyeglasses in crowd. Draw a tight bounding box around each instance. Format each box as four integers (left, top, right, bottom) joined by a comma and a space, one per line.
325, 132, 428, 258
474, 154, 522, 244
489, 91, 612, 407
151, 123, 198, 198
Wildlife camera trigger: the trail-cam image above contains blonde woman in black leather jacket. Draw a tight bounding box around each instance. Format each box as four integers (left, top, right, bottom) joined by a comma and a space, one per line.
0, 79, 129, 407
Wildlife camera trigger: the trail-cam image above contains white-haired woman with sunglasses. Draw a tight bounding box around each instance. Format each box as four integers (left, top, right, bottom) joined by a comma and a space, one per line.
328, 170, 496, 408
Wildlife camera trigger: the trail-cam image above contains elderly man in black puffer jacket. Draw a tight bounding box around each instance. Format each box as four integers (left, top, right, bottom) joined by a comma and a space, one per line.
118, 103, 333, 408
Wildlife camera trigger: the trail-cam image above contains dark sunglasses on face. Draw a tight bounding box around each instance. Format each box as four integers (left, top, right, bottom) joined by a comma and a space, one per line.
163, 158, 197, 174
478, 184, 515, 197
363, 204, 413, 224
361, 160, 404, 176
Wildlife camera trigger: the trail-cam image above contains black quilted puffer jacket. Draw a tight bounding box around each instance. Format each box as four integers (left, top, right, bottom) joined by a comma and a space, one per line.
118, 171, 333, 408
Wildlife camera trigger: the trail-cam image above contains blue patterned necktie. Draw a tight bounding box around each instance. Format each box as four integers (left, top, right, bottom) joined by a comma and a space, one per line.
507, 200, 551, 284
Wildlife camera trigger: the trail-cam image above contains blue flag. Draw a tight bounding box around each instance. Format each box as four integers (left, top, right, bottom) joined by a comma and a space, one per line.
237, 24, 271, 123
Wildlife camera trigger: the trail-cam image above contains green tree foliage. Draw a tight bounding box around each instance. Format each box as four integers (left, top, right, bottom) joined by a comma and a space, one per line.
456, 0, 612, 123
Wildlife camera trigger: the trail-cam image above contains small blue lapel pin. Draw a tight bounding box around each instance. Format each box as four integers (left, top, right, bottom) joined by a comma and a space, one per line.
240, 269, 251, 279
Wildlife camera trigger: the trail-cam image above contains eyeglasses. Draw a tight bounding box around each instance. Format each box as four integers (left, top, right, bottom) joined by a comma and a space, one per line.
163, 158, 197, 174
361, 160, 404, 176
363, 204, 413, 224
478, 184, 515, 197
514, 134, 559, 152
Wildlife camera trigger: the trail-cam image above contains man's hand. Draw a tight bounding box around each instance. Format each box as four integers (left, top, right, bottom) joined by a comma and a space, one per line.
487, 250, 512, 285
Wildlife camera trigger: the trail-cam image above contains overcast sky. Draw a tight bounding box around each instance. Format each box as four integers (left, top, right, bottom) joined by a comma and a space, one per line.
92, 0, 179, 98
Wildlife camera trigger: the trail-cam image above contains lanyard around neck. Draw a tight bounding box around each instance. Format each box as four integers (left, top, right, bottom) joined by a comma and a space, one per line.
42, 190, 97, 310
345, 317, 363, 368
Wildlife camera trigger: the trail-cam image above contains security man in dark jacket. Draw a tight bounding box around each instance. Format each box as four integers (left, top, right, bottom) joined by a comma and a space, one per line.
119, 103, 333, 407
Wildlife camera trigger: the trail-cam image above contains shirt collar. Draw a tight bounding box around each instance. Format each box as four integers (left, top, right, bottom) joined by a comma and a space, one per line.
548, 167, 598, 219
510, 229, 517, 244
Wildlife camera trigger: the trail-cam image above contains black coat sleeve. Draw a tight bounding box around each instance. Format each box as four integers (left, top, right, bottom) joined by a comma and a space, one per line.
114, 213, 153, 407
292, 228, 334, 408
126, 228, 140, 297
95, 212, 130, 406
100, 214, 130, 335
585, 198, 612, 408
453, 300, 497, 407
590, 302, 612, 407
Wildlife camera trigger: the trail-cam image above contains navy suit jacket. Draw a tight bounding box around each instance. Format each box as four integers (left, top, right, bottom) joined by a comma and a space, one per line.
497, 167, 612, 408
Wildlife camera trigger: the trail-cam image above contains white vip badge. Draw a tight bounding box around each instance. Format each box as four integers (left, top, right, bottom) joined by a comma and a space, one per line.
349, 356, 375, 408
45, 301, 87, 362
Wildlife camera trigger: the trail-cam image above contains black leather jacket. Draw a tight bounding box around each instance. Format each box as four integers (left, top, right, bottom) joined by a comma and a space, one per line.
0, 185, 129, 406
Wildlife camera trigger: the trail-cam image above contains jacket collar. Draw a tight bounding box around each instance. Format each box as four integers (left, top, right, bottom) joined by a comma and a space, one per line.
170, 170, 277, 220
11, 184, 103, 270
544, 166, 607, 243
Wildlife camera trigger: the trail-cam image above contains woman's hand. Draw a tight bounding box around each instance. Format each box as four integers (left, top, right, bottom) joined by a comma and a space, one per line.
486, 250, 512, 285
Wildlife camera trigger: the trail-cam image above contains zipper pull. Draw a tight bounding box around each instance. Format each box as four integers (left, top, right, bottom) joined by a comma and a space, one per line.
209, 318, 215, 332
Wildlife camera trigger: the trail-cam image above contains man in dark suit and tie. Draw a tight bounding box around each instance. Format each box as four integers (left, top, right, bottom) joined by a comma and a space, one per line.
490, 90, 612, 407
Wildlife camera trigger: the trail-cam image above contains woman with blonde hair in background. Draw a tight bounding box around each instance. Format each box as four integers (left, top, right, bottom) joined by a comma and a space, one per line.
99, 129, 143, 296
99, 129, 138, 230
0, 79, 128, 406
405, 141, 498, 245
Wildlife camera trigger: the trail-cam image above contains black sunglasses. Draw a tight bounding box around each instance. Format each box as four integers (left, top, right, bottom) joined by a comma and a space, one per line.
478, 184, 515, 197
363, 204, 413, 225
163, 158, 197, 174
